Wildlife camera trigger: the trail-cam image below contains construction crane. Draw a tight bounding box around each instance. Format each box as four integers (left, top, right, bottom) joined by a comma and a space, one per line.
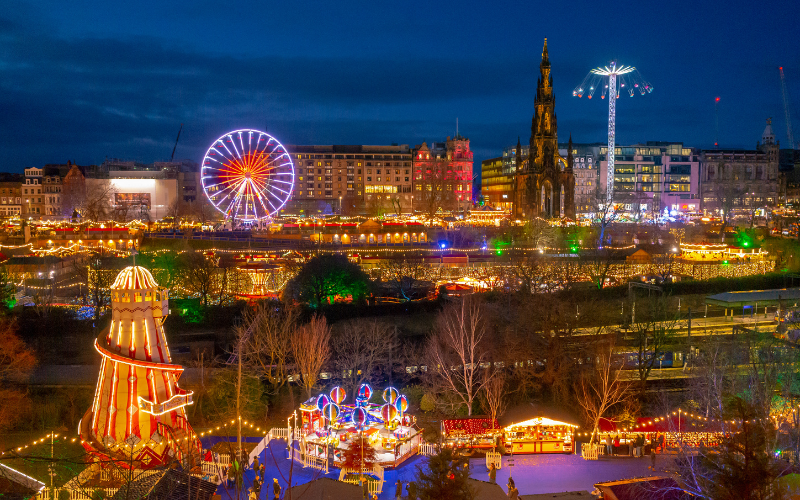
170, 123, 183, 161
779, 67, 795, 149
714, 97, 720, 148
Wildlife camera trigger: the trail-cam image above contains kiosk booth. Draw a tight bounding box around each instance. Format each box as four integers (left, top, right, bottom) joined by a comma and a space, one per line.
503, 417, 577, 454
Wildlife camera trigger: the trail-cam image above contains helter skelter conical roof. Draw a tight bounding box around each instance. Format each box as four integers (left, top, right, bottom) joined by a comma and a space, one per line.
111, 266, 159, 290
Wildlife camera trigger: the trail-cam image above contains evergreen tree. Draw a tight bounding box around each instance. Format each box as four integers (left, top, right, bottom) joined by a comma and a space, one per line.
415, 447, 474, 500
282, 254, 371, 307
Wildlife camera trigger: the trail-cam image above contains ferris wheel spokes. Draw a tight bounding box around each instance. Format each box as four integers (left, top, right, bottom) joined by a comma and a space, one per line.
202, 129, 295, 223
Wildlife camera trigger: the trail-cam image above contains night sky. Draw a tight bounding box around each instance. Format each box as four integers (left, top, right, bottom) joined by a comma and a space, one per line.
2, 0, 799, 174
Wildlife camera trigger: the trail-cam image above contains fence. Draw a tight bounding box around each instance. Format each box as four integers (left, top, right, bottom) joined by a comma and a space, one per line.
338, 466, 384, 495
248, 436, 270, 464
581, 443, 601, 460
302, 454, 329, 473
418, 442, 438, 456
485, 451, 502, 470
396, 433, 423, 461
268, 427, 289, 441
37, 487, 117, 500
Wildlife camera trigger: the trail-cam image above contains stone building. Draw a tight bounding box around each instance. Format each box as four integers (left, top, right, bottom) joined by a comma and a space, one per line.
285, 144, 413, 215
413, 136, 473, 214
514, 39, 575, 219
23, 167, 44, 217
0, 173, 24, 217
700, 119, 780, 218
43, 171, 62, 216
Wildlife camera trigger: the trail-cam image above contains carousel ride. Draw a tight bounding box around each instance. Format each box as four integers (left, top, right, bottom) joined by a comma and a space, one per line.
299, 384, 421, 468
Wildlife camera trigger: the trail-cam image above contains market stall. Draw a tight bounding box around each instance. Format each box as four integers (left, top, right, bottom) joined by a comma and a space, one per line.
441, 417, 501, 452
596, 414, 727, 455
503, 417, 577, 454
298, 384, 422, 468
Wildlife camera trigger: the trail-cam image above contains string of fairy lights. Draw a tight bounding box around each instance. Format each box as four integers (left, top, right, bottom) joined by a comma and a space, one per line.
10, 405, 798, 459
0, 417, 285, 459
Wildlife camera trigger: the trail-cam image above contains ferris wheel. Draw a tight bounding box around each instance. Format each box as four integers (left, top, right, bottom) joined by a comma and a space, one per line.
201, 129, 295, 222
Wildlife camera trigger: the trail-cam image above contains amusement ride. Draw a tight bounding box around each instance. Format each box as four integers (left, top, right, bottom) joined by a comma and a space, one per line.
573, 62, 653, 206
201, 129, 295, 225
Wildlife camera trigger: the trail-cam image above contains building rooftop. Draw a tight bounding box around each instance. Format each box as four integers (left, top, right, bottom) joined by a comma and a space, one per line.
705, 288, 800, 308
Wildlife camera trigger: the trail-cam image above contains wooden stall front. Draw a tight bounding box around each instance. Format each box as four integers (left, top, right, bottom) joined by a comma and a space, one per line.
503, 417, 577, 454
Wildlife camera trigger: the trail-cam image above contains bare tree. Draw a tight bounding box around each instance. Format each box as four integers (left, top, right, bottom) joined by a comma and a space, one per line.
366, 195, 388, 218
177, 251, 219, 306
382, 256, 429, 301
576, 338, 631, 443
83, 251, 119, 323
628, 298, 679, 384
425, 297, 490, 416
594, 193, 620, 247
291, 315, 331, 397
480, 370, 507, 428
580, 248, 623, 290
80, 180, 116, 221
243, 300, 299, 392
521, 218, 555, 248
508, 251, 557, 294
331, 319, 397, 395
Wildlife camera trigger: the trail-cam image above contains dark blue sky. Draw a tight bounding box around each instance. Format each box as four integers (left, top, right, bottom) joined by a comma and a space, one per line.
1, 0, 798, 173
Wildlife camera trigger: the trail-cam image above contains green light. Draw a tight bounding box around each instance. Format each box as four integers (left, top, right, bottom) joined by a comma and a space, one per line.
723, 260, 729, 265
496, 250, 502, 256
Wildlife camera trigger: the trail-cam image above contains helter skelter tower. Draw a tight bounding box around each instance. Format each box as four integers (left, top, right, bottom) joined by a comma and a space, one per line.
80, 266, 200, 469
573, 62, 653, 206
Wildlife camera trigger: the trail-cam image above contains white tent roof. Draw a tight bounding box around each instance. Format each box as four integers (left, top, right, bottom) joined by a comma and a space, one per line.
504, 416, 578, 429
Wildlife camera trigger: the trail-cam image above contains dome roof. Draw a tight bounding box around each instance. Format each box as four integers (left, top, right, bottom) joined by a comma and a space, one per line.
111, 266, 159, 290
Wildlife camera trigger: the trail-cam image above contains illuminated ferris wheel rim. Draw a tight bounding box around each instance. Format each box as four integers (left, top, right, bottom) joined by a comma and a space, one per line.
201, 129, 295, 223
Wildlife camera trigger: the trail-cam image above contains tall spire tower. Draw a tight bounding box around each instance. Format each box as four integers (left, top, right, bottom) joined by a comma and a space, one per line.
515, 38, 574, 219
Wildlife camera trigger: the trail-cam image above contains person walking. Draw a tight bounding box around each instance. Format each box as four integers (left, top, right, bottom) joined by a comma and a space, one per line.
508, 486, 519, 500
272, 478, 281, 500
252, 456, 260, 473
605, 434, 612, 455
395, 479, 403, 500
658, 433, 665, 452
489, 463, 497, 484
361, 478, 369, 500
649, 447, 656, 470
252, 476, 261, 500
259, 464, 265, 482
406, 481, 417, 500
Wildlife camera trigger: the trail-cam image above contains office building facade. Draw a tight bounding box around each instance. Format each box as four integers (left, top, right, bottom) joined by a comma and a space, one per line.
598, 142, 701, 216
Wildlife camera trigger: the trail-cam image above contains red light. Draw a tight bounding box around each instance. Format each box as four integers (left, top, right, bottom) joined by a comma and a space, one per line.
715, 97, 720, 102
780, 66, 783, 70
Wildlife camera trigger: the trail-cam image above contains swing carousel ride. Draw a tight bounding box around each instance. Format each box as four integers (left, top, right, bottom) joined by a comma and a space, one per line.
299, 384, 422, 468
